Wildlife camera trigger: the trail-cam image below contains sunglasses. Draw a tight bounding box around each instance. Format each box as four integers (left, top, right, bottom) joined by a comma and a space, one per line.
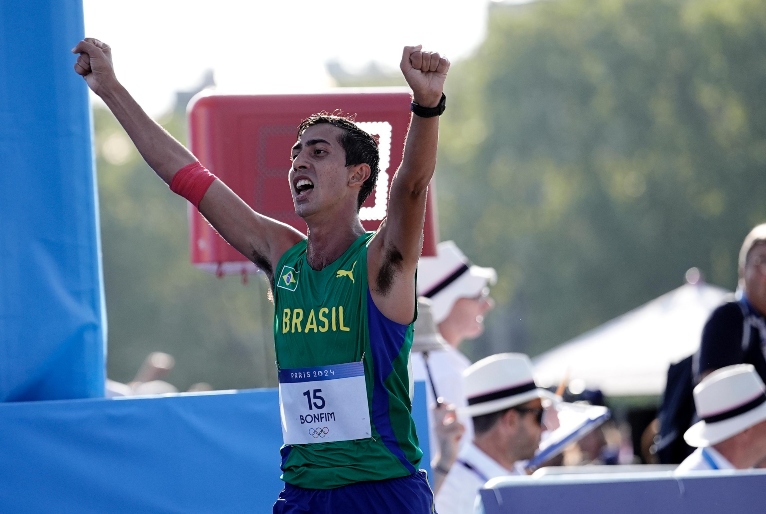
513, 407, 544, 426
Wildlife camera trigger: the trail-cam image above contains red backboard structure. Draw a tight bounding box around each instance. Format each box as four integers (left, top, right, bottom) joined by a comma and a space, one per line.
187, 89, 439, 276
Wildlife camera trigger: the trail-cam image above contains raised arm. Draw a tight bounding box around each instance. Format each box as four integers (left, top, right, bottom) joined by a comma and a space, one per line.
368, 45, 450, 323
72, 38, 303, 281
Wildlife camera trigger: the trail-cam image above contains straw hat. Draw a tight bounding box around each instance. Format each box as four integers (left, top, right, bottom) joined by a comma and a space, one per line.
417, 241, 497, 324
460, 353, 556, 417
412, 298, 449, 354
684, 364, 766, 447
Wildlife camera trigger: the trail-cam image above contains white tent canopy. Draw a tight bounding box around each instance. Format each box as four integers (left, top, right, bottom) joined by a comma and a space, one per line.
532, 279, 732, 397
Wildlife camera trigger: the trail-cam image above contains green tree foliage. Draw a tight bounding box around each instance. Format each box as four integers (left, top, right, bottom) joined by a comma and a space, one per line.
94, 106, 277, 391
437, 0, 766, 358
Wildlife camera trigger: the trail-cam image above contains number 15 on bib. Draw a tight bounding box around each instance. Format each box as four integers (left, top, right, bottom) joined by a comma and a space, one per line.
278, 361, 372, 445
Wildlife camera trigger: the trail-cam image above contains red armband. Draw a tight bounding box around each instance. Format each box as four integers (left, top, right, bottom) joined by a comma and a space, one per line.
169, 161, 217, 208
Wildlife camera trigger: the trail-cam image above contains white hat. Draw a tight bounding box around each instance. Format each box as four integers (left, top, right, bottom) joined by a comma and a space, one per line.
684, 364, 766, 447
417, 241, 497, 324
460, 353, 557, 417
412, 298, 450, 354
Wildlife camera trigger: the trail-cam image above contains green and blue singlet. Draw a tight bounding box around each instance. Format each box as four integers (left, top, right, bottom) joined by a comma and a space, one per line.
273, 232, 423, 489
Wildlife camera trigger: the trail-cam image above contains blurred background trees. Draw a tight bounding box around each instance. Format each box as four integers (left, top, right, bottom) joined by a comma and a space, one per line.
96, 0, 766, 389
436, 0, 766, 359
94, 105, 277, 390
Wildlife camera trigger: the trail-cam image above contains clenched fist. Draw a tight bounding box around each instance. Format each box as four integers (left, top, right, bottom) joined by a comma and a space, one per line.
72, 38, 116, 96
400, 45, 450, 108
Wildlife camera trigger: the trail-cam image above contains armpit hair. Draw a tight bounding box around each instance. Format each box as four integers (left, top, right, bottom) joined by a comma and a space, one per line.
375, 245, 404, 295
252, 250, 275, 292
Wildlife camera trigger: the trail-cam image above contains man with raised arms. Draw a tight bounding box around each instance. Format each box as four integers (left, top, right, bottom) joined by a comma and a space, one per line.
73, 38, 449, 513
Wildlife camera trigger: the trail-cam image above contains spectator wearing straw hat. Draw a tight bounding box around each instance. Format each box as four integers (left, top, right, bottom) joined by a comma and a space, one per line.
412, 241, 497, 449
675, 364, 766, 473
435, 353, 555, 514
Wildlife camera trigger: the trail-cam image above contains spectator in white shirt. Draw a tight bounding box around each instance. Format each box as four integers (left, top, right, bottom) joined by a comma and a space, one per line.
435, 353, 555, 514
412, 241, 496, 452
411, 298, 466, 494
675, 364, 766, 473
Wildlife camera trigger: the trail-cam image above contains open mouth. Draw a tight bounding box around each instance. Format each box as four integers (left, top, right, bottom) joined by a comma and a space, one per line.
294, 178, 314, 196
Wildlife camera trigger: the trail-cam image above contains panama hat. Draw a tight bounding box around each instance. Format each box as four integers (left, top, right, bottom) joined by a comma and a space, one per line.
412, 298, 449, 354
417, 241, 497, 324
684, 364, 766, 447
460, 353, 557, 418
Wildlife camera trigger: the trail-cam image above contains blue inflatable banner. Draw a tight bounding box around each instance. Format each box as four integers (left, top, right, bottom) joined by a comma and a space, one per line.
0, 0, 106, 401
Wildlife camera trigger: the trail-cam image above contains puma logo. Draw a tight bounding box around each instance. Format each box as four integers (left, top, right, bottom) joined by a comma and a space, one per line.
336, 262, 356, 283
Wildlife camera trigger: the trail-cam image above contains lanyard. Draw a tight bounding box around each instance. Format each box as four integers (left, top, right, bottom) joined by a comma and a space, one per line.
458, 459, 491, 483
739, 297, 766, 357
701, 448, 719, 470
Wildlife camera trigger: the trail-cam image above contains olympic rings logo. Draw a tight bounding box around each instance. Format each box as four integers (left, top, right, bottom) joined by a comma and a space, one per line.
309, 427, 329, 438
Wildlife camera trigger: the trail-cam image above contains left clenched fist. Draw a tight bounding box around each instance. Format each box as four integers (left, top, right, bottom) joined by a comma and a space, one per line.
400, 45, 450, 108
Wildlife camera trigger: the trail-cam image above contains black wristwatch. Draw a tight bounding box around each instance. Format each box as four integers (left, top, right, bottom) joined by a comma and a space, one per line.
411, 93, 447, 118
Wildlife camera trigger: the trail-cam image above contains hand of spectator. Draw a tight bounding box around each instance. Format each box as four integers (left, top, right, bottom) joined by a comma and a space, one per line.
543, 403, 561, 431
433, 399, 465, 469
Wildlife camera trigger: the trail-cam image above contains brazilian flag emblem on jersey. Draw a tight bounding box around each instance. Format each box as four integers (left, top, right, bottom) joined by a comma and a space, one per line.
277, 265, 299, 291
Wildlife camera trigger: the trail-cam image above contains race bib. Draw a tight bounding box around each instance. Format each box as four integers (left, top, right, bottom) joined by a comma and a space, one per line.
278, 361, 372, 445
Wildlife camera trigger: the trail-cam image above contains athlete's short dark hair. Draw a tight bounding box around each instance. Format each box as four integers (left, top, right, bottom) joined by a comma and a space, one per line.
297, 113, 380, 211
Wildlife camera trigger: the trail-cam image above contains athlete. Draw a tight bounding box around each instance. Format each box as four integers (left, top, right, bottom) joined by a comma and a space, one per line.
73, 38, 449, 512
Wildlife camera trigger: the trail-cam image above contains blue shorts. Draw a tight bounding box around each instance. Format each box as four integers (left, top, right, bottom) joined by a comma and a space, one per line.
273, 470, 436, 514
